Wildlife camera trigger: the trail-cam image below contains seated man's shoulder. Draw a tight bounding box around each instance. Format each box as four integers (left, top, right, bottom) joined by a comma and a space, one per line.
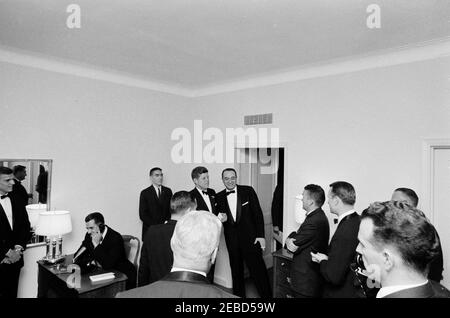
430, 280, 450, 298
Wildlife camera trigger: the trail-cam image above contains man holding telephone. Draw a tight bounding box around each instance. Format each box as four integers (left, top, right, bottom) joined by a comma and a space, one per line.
73, 212, 136, 289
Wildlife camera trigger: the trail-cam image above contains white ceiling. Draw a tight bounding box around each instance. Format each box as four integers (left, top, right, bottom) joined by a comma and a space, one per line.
1, 0, 449, 91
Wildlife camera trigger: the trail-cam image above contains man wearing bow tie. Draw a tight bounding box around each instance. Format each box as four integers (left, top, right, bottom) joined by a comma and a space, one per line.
189, 166, 219, 282
0, 167, 31, 298
216, 168, 272, 298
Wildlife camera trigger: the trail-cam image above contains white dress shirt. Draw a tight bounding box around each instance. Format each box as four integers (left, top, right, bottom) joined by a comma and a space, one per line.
0, 195, 13, 229
153, 184, 161, 198
171, 267, 207, 277
197, 187, 213, 212
376, 280, 428, 298
226, 188, 237, 221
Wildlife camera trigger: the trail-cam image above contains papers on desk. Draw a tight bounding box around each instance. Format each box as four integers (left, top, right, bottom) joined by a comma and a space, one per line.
89, 272, 115, 282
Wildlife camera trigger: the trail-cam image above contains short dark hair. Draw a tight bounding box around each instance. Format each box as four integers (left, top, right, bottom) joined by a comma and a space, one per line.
191, 166, 208, 180
329, 181, 356, 205
170, 191, 196, 214
394, 188, 419, 207
13, 165, 26, 175
221, 168, 237, 179
304, 184, 325, 207
361, 201, 439, 274
149, 167, 162, 176
85, 212, 105, 225
0, 167, 13, 176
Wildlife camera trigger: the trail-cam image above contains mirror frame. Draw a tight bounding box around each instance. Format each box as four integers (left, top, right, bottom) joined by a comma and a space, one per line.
0, 158, 52, 248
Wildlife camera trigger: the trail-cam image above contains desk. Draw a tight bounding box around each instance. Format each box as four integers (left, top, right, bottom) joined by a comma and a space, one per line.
272, 248, 294, 298
37, 254, 127, 298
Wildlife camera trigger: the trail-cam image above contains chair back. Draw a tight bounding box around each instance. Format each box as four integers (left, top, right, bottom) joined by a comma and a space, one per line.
122, 234, 140, 269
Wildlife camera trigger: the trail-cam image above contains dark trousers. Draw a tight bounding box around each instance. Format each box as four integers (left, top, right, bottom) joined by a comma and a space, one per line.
227, 240, 272, 298
0, 264, 21, 298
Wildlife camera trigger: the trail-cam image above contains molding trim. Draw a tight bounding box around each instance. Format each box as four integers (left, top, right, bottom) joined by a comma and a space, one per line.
1, 38, 450, 98
0, 46, 192, 97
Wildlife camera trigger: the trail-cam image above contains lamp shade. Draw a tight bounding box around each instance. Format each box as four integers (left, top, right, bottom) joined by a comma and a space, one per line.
26, 203, 47, 228
35, 210, 72, 236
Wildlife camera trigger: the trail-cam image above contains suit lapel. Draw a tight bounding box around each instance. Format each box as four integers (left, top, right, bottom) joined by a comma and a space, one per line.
236, 186, 242, 223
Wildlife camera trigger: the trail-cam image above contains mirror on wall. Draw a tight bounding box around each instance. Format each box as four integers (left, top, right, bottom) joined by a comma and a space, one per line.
0, 159, 52, 247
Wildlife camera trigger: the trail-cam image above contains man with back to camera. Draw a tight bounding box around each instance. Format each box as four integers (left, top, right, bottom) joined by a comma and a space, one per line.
391, 187, 444, 283
311, 181, 364, 298
216, 168, 272, 298
138, 191, 197, 286
139, 167, 172, 241
0, 167, 31, 298
357, 200, 450, 298
74, 212, 136, 289
285, 184, 330, 298
116, 210, 237, 298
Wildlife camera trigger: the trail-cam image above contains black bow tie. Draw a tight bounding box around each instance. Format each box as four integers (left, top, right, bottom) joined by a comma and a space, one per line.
1, 194, 8, 199
333, 219, 338, 224
226, 190, 235, 196
202, 191, 208, 195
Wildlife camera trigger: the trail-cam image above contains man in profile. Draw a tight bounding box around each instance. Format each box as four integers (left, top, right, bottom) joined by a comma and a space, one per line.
285, 184, 329, 297
357, 201, 450, 298
139, 167, 172, 241
0, 167, 31, 298
138, 191, 196, 286
311, 181, 363, 298
391, 188, 444, 283
11, 165, 30, 209
74, 212, 136, 289
116, 210, 237, 298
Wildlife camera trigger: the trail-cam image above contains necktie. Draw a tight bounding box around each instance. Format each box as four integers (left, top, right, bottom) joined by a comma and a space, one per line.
0, 194, 8, 199
226, 190, 235, 196
157, 187, 161, 198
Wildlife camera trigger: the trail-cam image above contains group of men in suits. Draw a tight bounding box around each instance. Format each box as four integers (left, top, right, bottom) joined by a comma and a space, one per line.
138, 166, 272, 298
285, 181, 449, 298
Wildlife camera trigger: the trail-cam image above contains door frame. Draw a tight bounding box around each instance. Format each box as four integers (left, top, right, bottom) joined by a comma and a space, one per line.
422, 138, 450, 222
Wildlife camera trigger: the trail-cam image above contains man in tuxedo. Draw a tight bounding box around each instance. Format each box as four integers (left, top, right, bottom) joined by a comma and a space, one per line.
311, 181, 363, 298
285, 184, 330, 298
189, 166, 217, 215
0, 167, 31, 298
11, 165, 30, 209
74, 212, 136, 289
391, 187, 444, 283
116, 210, 237, 298
139, 167, 172, 241
216, 168, 272, 298
138, 191, 196, 286
357, 201, 450, 298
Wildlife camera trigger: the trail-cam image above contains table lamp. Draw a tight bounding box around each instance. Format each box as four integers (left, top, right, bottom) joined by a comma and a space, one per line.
26, 203, 47, 244
35, 210, 72, 264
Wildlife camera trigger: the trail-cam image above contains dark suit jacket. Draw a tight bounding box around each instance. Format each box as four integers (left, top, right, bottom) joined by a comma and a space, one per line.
190, 188, 218, 215
320, 212, 363, 298
138, 220, 176, 286
0, 195, 31, 269
216, 185, 265, 250
428, 228, 444, 282
12, 179, 29, 209
287, 208, 330, 297
382, 281, 450, 298
75, 226, 136, 289
139, 185, 172, 240
116, 271, 238, 298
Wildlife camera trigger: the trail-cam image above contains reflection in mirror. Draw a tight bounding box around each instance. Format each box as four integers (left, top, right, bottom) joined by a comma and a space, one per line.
0, 159, 52, 247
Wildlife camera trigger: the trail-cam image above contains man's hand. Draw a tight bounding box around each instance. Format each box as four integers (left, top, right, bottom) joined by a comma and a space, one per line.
218, 212, 228, 223
311, 252, 328, 263
4, 249, 22, 264
285, 237, 298, 253
91, 231, 103, 247
273, 226, 280, 234
254, 238, 266, 251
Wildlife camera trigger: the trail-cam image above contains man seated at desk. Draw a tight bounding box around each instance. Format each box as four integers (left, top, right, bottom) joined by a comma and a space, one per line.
74, 212, 136, 289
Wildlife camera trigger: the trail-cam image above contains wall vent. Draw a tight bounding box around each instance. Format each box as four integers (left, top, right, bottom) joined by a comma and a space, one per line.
244, 113, 273, 125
